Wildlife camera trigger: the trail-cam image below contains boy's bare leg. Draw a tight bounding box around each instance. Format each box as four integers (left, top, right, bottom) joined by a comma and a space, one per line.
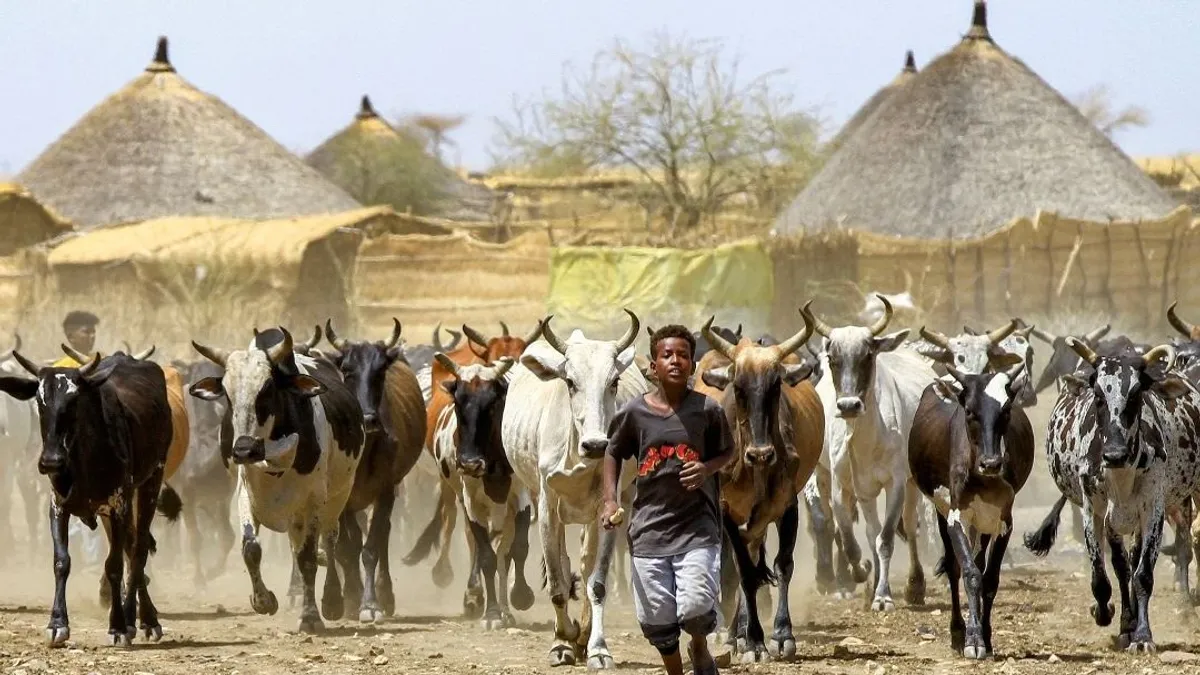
661, 647, 684, 675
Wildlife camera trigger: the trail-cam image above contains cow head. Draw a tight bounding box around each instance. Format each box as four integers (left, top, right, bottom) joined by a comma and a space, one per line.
1031, 324, 1110, 395
463, 322, 544, 363
1063, 340, 1189, 469
436, 354, 515, 477
0, 350, 106, 486
324, 318, 402, 434
189, 327, 326, 468
803, 296, 910, 419
935, 364, 1025, 477
922, 320, 1036, 406
700, 315, 814, 467
522, 310, 640, 459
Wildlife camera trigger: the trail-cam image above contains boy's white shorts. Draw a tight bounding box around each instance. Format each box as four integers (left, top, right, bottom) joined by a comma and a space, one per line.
631, 544, 720, 649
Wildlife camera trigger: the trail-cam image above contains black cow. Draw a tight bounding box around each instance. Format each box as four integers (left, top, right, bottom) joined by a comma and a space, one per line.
0, 350, 176, 646
403, 323, 464, 374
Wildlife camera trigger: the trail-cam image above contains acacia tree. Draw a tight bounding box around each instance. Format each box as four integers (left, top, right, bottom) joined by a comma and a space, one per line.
408, 114, 467, 162
1073, 84, 1149, 138
492, 32, 821, 229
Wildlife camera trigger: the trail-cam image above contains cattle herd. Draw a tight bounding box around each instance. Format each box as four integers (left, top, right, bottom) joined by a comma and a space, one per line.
1, 299, 1200, 666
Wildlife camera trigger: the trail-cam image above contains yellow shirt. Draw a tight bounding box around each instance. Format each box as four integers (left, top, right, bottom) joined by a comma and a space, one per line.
51, 356, 81, 368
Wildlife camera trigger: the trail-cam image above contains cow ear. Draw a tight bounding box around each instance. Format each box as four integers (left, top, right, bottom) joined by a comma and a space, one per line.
0, 376, 38, 401
873, 330, 910, 353
521, 350, 565, 382
932, 377, 959, 400
1062, 374, 1089, 395
289, 374, 326, 398
701, 365, 732, 391
781, 362, 814, 386
616, 346, 636, 373
1154, 376, 1193, 400
440, 379, 458, 395
189, 377, 225, 401
987, 350, 1023, 369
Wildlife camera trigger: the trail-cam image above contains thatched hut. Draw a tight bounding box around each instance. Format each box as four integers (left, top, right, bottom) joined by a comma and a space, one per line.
306, 96, 496, 221
0, 183, 72, 253
824, 50, 918, 153
18, 37, 360, 229
774, 1, 1178, 239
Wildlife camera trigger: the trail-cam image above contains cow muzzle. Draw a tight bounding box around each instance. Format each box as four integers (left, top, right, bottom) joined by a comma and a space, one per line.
363, 412, 382, 433
231, 436, 267, 464
977, 456, 1004, 477
836, 397, 864, 418
1102, 442, 1131, 468
37, 453, 67, 475
744, 445, 776, 466
457, 457, 487, 478
580, 437, 608, 459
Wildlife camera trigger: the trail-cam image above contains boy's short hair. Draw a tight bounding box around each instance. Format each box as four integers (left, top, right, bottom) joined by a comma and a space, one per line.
63, 310, 100, 333
649, 325, 696, 359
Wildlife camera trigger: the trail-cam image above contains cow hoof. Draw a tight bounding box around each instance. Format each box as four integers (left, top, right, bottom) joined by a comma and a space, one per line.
587, 653, 615, 670
510, 582, 535, 611
1127, 640, 1156, 653
463, 588, 485, 619
298, 616, 326, 634
769, 638, 797, 659
251, 591, 279, 616
433, 561, 454, 589
143, 625, 163, 642
322, 596, 345, 622
871, 597, 896, 612
1090, 601, 1115, 627
740, 647, 771, 664
108, 631, 132, 648
316, 549, 328, 567
852, 561, 873, 585
963, 644, 988, 660
45, 626, 70, 647
549, 644, 577, 667
835, 589, 856, 600
359, 607, 385, 624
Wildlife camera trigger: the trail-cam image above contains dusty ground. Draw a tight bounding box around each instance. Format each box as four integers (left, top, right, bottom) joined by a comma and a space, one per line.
0, 506, 1198, 675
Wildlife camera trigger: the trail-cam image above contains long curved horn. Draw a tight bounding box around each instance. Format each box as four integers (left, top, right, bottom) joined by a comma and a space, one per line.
1030, 327, 1058, 344
76, 352, 102, 377
919, 326, 952, 351
800, 301, 834, 339
493, 356, 516, 380
10, 333, 20, 353
191, 341, 229, 367
431, 323, 447, 351
945, 364, 970, 388
734, 324, 743, 340
776, 311, 813, 358
11, 351, 41, 377
500, 321, 511, 337
700, 316, 737, 361
1143, 344, 1178, 372
987, 319, 1018, 345
1066, 337, 1099, 366
1083, 324, 1111, 345
1168, 303, 1198, 340
541, 316, 568, 354
615, 308, 640, 354
522, 320, 545, 346
433, 352, 462, 378
302, 326, 322, 351
266, 327, 294, 365
133, 346, 156, 360
384, 318, 403, 350
868, 295, 893, 336
62, 344, 90, 363
462, 324, 491, 347
324, 319, 348, 351
122, 341, 132, 354
445, 329, 463, 351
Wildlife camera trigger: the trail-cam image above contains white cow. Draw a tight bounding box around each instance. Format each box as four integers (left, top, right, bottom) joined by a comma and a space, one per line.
0, 342, 42, 561
502, 311, 646, 668
802, 297, 939, 611
189, 328, 365, 633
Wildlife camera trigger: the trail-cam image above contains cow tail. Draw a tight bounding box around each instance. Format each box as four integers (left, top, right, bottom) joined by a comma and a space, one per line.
896, 514, 909, 543
1023, 493, 1068, 557
402, 485, 448, 566
933, 556, 947, 578
156, 483, 183, 523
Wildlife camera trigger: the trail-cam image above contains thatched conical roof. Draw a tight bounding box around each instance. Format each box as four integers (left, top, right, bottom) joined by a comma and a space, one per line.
775, 2, 1177, 239
306, 96, 495, 221
17, 37, 361, 229
825, 50, 917, 153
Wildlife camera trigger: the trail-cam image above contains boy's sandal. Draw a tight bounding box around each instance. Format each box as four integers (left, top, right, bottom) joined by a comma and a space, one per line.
687, 644, 719, 675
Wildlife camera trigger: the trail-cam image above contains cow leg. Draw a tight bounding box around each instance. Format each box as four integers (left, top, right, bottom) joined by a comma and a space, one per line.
1192, 495, 1200, 606
1172, 498, 1193, 607
724, 523, 769, 662
1081, 494, 1114, 627
831, 476, 870, 594
978, 520, 1011, 657
863, 482, 904, 612
290, 522, 325, 634
432, 482, 458, 588
1127, 504, 1166, 652
717, 532, 742, 649
904, 480, 926, 606
131, 485, 163, 642
320, 529, 345, 622
582, 521, 617, 669
538, 491, 579, 666
508, 499, 535, 612
467, 513, 505, 631
804, 470, 836, 596
182, 497, 206, 590
360, 489, 395, 623
99, 514, 130, 647
337, 510, 365, 616
936, 513, 966, 653
1105, 529, 1136, 648
943, 507, 985, 658
768, 497, 799, 660
211, 496, 235, 581
45, 502, 72, 646
236, 471, 278, 616
494, 503, 518, 626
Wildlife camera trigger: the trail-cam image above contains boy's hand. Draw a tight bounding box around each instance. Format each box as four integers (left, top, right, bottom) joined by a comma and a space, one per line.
600, 500, 623, 530
680, 461, 709, 491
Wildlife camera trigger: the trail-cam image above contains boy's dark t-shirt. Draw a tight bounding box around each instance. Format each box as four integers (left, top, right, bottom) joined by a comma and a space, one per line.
606, 389, 733, 558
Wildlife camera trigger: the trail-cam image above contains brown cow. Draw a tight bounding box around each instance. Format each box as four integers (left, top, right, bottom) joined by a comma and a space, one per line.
405, 321, 542, 618
698, 316, 824, 663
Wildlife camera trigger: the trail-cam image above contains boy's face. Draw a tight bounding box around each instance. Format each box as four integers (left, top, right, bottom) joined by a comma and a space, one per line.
651, 337, 694, 388
66, 324, 96, 353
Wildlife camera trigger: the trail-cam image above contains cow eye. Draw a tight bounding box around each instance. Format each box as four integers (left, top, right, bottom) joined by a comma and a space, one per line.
565, 378, 577, 392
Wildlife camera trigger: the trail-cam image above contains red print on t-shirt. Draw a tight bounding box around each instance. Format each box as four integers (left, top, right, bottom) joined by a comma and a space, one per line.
638, 443, 700, 477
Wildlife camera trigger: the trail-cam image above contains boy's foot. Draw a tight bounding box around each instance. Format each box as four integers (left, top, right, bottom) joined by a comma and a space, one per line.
688, 643, 719, 675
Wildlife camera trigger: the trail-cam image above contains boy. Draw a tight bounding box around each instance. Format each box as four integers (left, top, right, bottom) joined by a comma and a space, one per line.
601, 325, 734, 675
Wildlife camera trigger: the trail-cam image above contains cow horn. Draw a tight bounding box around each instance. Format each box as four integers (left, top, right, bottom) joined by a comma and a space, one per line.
493, 356, 515, 379
735, 324, 743, 340
500, 321, 511, 337
191, 341, 229, 367
541, 316, 568, 354
962, 325, 979, 336
945, 365, 970, 387
522, 320, 545, 346
76, 352, 102, 377
1142, 344, 1178, 372
433, 352, 461, 377
987, 319, 1018, 345
1084, 324, 1111, 345
385, 318, 403, 350
445, 329, 463, 350
462, 324, 490, 348
122, 341, 132, 354
431, 323, 447, 351
777, 312, 814, 358
324, 319, 349, 351
919, 326, 952, 351
615, 309, 640, 354
132, 345, 156, 360
1030, 327, 1058, 344
868, 295, 893, 336
302, 325, 323, 351
1168, 303, 1198, 340
700, 316, 737, 361
266, 327, 294, 365
801, 301, 834, 339
61, 344, 90, 363
1066, 337, 1099, 366
11, 351, 41, 377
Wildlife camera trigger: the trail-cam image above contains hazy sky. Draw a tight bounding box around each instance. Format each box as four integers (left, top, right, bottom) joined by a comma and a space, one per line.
1, 1, 1195, 175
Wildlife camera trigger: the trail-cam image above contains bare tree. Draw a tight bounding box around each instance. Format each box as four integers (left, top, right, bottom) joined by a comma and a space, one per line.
407, 114, 467, 162
1073, 84, 1149, 138
491, 31, 821, 229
